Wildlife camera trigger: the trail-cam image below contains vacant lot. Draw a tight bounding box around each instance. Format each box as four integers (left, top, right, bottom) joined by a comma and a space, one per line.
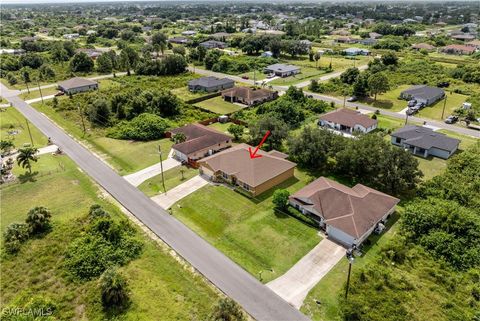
138, 165, 198, 197
1, 154, 219, 320
172, 169, 322, 283
195, 96, 245, 114
0, 106, 47, 147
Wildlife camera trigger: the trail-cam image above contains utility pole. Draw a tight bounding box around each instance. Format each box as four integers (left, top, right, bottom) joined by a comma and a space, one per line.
37, 79, 44, 104
78, 104, 86, 136
158, 145, 166, 194
405, 112, 409, 125
25, 118, 34, 146
345, 248, 355, 300
441, 95, 448, 120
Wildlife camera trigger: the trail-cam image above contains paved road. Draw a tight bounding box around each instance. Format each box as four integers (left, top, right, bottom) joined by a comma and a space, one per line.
267, 239, 345, 308
151, 175, 209, 209
3, 90, 310, 321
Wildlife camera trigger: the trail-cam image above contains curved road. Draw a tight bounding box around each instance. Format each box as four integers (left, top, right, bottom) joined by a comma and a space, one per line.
1, 84, 310, 321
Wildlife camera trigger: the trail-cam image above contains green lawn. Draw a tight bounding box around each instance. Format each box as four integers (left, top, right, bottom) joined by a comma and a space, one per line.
0, 106, 48, 148
269, 66, 329, 86
172, 169, 322, 283
19, 86, 59, 101
358, 85, 411, 111
208, 122, 233, 134
195, 96, 245, 114
1, 153, 220, 320
171, 86, 214, 102
301, 210, 402, 321
138, 165, 199, 197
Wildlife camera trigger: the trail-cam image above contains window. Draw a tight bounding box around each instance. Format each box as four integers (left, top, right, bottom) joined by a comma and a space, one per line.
221, 171, 228, 179
395, 137, 402, 144
242, 183, 250, 191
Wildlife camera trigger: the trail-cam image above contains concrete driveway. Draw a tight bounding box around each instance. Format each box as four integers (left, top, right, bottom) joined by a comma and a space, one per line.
124, 156, 181, 187
267, 238, 345, 308
151, 175, 208, 209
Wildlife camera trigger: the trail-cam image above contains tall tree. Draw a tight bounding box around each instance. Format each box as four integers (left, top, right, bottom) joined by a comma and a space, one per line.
367, 72, 390, 101
16, 146, 39, 174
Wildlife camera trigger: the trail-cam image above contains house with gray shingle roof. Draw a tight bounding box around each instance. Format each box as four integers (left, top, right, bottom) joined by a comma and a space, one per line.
400, 85, 445, 106
390, 125, 460, 159
58, 77, 98, 95
188, 76, 234, 93
263, 64, 300, 77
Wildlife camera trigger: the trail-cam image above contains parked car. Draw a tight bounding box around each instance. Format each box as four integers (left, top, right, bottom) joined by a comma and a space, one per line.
266, 73, 275, 79
406, 107, 417, 115
444, 115, 459, 124
54, 91, 65, 96
407, 99, 417, 107
347, 96, 357, 102
437, 81, 450, 88
241, 75, 249, 80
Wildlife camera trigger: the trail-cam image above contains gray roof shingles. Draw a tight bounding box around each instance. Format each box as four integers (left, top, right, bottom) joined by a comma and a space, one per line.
391, 125, 460, 151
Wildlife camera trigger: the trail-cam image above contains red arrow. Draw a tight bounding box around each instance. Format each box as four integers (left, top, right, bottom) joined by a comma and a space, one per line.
249, 130, 270, 159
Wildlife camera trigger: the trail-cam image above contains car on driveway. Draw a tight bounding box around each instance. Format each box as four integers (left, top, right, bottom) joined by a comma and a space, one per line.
406, 107, 418, 115
54, 91, 65, 96
407, 99, 417, 107
444, 115, 459, 124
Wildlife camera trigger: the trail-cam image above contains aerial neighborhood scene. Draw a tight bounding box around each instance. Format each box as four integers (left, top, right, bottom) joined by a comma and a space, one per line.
1, 1, 479, 321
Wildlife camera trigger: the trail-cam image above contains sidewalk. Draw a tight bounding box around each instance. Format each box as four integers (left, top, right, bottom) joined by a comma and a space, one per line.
267, 238, 345, 309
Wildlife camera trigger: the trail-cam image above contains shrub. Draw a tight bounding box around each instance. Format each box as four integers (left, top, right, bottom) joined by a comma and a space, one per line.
210, 298, 246, 321
272, 189, 290, 210
107, 113, 169, 141
3, 223, 30, 254
100, 267, 130, 309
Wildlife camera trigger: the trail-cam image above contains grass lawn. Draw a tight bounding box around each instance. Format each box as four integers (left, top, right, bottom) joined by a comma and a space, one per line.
0, 106, 48, 148
358, 85, 411, 111
138, 165, 199, 197
195, 96, 245, 114
171, 86, 214, 102
19, 86, 59, 101
30, 101, 173, 175
416, 91, 467, 121
1, 153, 220, 320
207, 121, 233, 134
437, 129, 479, 150
269, 66, 329, 86
171, 169, 322, 283
301, 210, 402, 321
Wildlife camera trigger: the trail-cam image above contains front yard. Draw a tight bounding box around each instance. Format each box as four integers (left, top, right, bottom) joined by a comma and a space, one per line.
1, 106, 48, 147
171, 169, 322, 283
138, 165, 198, 197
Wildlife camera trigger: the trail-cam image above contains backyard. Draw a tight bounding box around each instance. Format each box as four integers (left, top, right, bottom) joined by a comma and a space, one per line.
195, 96, 245, 114
1, 154, 220, 320
171, 169, 322, 283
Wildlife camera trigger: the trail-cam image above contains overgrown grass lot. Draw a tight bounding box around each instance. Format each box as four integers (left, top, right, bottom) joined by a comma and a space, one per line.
171, 169, 322, 283
0, 106, 48, 147
1, 154, 220, 320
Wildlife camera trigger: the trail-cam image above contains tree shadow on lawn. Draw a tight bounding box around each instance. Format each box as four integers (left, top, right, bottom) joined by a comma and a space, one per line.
359, 97, 394, 110
18, 171, 39, 183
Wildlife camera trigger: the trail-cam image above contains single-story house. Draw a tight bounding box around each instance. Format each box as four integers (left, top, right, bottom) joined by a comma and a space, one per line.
451, 34, 476, 42
343, 47, 370, 56
261, 51, 273, 58
368, 32, 383, 39
441, 44, 477, 55
188, 76, 234, 93
169, 37, 190, 45
198, 143, 296, 196
58, 77, 98, 95
411, 43, 436, 51
263, 64, 300, 77
167, 124, 232, 163
63, 33, 80, 39
289, 177, 399, 247
466, 39, 480, 49
221, 87, 278, 106
358, 38, 377, 46
199, 40, 226, 49
76, 48, 104, 59
335, 36, 358, 44
0, 49, 26, 55
318, 108, 378, 134
181, 30, 196, 36
390, 125, 460, 159
399, 85, 445, 106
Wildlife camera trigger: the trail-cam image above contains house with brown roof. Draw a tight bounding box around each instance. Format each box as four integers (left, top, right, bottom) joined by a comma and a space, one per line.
221, 87, 278, 106
198, 144, 296, 196
318, 108, 377, 134
289, 177, 399, 246
334, 36, 358, 44
411, 43, 436, 51
167, 124, 232, 164
441, 44, 476, 55
466, 39, 480, 49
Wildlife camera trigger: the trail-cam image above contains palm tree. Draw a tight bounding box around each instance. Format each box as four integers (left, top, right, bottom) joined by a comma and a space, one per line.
100, 268, 129, 309
26, 206, 52, 234
16, 146, 38, 174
